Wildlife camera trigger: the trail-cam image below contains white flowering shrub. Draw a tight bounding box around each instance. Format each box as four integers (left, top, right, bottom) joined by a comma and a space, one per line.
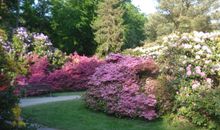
162, 32, 220, 130
125, 31, 220, 129
127, 31, 220, 82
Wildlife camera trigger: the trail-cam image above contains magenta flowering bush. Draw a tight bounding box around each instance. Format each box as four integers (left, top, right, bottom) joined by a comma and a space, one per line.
85, 54, 159, 120
15, 54, 51, 96
47, 53, 102, 91
27, 55, 49, 86
16, 53, 102, 96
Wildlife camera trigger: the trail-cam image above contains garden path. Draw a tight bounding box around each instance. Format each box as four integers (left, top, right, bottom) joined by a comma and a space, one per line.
20, 95, 81, 107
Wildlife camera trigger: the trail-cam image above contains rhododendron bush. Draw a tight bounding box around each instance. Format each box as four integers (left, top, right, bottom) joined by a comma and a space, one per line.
125, 31, 220, 129
85, 54, 159, 120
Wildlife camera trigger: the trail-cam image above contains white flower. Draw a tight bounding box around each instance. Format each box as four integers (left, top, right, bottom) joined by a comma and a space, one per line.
193, 37, 203, 43
192, 80, 200, 90
196, 50, 203, 55
181, 35, 189, 41
206, 54, 211, 58
202, 45, 212, 54
193, 31, 205, 38
182, 60, 187, 64
182, 44, 192, 49
205, 60, 211, 64
194, 44, 201, 49
212, 64, 220, 71
179, 67, 184, 71
195, 55, 200, 59
206, 78, 212, 85
206, 48, 212, 54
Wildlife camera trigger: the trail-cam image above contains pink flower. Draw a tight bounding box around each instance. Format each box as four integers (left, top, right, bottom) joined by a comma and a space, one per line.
205, 78, 212, 85
186, 64, 191, 71
199, 72, 206, 77
186, 70, 192, 76
195, 66, 201, 74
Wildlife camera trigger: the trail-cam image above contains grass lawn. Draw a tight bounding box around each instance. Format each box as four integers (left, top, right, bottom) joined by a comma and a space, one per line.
50, 91, 85, 97
22, 99, 205, 130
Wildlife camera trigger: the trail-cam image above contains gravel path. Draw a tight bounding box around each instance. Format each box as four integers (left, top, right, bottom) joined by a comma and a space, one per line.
20, 95, 81, 107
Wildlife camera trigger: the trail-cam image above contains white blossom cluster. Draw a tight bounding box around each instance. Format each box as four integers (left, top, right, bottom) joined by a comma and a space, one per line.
129, 31, 220, 89
131, 45, 167, 59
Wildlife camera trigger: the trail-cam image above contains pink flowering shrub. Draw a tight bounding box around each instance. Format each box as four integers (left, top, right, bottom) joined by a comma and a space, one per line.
85, 54, 159, 120
28, 55, 49, 85
15, 54, 51, 96
16, 53, 102, 96
47, 53, 102, 91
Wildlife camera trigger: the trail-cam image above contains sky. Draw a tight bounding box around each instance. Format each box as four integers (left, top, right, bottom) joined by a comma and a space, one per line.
131, 0, 158, 14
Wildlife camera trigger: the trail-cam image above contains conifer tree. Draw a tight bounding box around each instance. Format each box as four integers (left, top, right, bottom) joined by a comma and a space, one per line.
92, 0, 125, 56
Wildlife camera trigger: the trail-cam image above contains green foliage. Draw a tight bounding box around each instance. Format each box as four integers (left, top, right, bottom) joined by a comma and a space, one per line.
122, 3, 147, 49
155, 74, 176, 115
92, 0, 125, 56
0, 0, 18, 31
0, 30, 25, 130
0, 88, 22, 130
146, 0, 220, 41
50, 0, 98, 55
175, 81, 220, 129
49, 49, 67, 69
1, 0, 148, 55
20, 0, 52, 34
211, 11, 220, 30
9, 36, 28, 75
0, 29, 24, 76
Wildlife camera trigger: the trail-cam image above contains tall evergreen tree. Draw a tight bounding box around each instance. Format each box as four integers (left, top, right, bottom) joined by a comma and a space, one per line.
92, 0, 125, 56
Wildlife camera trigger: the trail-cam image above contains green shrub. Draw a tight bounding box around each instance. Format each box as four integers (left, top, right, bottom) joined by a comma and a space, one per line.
0, 29, 26, 130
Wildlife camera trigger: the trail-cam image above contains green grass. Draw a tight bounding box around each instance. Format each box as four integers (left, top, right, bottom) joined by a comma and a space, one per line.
22, 99, 204, 130
50, 91, 85, 97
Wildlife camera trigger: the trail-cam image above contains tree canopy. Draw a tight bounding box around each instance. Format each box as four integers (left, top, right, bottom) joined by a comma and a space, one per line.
0, 0, 219, 54
146, 0, 220, 41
